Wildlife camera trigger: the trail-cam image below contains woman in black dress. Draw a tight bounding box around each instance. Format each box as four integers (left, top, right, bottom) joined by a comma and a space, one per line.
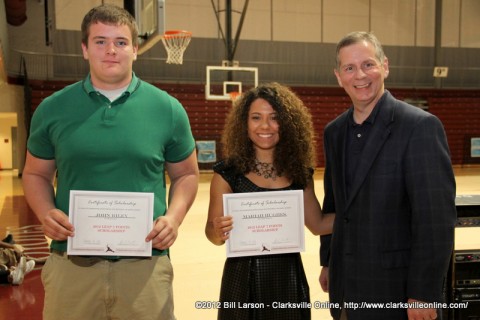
205, 83, 334, 320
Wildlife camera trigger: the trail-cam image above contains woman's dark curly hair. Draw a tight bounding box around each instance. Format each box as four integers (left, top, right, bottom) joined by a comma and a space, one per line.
221, 82, 316, 187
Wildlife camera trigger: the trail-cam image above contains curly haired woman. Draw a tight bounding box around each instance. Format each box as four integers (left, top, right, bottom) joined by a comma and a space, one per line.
205, 82, 334, 319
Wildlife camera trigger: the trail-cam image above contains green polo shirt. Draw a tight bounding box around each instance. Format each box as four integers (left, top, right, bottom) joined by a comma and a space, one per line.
27, 73, 195, 256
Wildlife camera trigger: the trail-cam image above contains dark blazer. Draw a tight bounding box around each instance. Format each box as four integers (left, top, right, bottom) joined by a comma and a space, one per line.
321, 91, 456, 320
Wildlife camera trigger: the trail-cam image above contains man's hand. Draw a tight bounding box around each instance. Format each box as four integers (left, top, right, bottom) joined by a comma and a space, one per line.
41, 209, 74, 241
319, 266, 329, 292
212, 215, 233, 242
407, 298, 437, 320
145, 215, 180, 250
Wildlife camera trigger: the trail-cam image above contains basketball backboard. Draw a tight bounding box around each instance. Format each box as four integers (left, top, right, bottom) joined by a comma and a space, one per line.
136, 0, 165, 41
205, 62, 258, 100
125, 0, 165, 54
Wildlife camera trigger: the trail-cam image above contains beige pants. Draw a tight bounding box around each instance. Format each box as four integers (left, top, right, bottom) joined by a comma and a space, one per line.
42, 252, 175, 320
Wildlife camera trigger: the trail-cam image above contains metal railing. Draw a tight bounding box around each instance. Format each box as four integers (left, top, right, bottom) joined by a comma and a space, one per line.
7, 49, 480, 89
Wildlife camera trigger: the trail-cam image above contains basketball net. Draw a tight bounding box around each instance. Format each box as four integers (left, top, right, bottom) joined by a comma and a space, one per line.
229, 91, 241, 102
161, 30, 192, 65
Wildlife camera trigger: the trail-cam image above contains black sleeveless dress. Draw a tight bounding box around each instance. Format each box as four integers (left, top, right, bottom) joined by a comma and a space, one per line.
214, 161, 311, 320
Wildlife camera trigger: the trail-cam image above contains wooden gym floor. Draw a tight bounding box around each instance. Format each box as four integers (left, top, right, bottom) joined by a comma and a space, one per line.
1, 166, 479, 319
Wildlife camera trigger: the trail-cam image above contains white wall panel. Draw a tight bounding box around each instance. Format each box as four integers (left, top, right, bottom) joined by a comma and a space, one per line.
166, 1, 217, 37
323, 0, 370, 44
273, 0, 322, 42
50, 0, 480, 48
461, 0, 480, 47
237, 0, 271, 41
442, 0, 460, 47
371, 0, 416, 46
415, 0, 435, 47
55, 0, 122, 31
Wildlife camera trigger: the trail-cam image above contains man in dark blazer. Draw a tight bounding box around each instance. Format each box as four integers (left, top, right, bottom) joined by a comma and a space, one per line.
319, 31, 457, 320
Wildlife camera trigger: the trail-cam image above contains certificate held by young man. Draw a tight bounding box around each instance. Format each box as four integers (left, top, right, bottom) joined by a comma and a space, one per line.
223, 190, 305, 257
67, 190, 154, 257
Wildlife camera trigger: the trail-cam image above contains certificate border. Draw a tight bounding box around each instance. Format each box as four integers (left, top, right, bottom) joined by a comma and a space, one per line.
223, 190, 305, 257
67, 190, 154, 257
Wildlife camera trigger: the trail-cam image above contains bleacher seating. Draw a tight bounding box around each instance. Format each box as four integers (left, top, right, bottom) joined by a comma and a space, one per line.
26, 80, 480, 168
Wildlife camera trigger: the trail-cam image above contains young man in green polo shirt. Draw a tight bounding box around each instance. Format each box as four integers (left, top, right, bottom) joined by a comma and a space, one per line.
22, 4, 199, 319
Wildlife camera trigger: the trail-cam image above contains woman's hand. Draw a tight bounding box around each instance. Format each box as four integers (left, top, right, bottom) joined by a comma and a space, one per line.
212, 215, 234, 242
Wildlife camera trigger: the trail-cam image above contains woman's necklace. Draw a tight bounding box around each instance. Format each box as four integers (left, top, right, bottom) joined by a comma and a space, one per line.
252, 159, 280, 180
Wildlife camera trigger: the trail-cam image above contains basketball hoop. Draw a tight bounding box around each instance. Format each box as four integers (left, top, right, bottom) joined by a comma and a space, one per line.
229, 91, 241, 102
161, 30, 192, 65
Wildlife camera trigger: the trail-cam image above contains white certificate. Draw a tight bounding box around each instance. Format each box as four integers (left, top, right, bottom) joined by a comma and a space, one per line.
67, 190, 154, 257
223, 190, 305, 257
